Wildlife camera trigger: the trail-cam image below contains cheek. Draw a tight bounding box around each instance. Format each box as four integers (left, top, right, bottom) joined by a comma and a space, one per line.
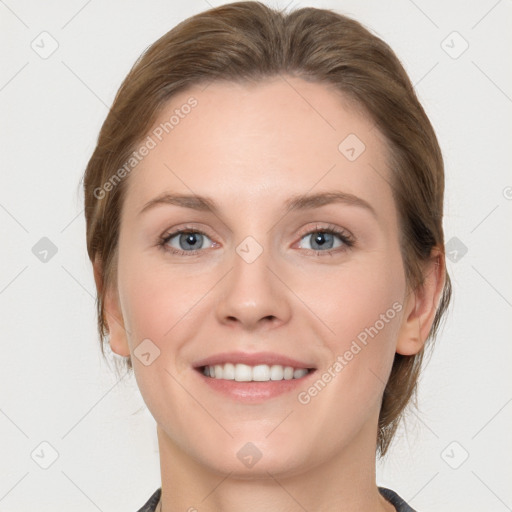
306, 246, 403, 324
118, 271, 159, 338
116, 256, 200, 414
292, 260, 405, 442
116, 250, 187, 343
302, 249, 405, 376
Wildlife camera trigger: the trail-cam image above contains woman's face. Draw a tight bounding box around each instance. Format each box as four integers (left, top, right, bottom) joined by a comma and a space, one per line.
108, 76, 415, 475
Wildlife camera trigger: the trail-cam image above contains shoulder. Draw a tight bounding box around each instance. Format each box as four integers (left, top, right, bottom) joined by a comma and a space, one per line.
378, 486, 418, 512
135, 487, 161, 512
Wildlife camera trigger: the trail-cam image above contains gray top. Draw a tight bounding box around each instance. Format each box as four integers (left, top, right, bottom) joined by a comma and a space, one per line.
136, 486, 417, 511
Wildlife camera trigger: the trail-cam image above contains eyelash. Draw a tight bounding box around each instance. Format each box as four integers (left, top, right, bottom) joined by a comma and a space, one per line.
157, 223, 355, 257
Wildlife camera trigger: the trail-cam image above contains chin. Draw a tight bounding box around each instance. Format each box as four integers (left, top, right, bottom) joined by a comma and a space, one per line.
192, 436, 320, 480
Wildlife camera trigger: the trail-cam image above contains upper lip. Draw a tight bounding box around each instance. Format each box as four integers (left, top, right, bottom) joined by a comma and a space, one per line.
193, 351, 316, 369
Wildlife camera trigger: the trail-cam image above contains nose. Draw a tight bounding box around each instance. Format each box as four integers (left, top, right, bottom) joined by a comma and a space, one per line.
214, 240, 292, 331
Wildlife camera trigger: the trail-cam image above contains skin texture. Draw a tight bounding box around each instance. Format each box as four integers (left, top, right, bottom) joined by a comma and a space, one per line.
95, 76, 445, 512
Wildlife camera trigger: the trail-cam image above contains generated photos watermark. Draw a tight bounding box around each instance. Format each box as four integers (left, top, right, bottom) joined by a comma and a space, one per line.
297, 300, 403, 405
93, 96, 198, 200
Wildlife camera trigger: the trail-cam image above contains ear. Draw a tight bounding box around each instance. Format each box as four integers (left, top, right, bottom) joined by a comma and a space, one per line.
396, 247, 446, 356
93, 255, 130, 357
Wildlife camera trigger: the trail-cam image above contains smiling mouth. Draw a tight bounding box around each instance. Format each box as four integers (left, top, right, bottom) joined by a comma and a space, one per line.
196, 363, 316, 382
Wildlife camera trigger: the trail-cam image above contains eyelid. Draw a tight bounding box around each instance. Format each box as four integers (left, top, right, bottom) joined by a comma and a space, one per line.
161, 222, 354, 241
159, 224, 217, 253
158, 222, 355, 255
296, 222, 354, 242
160, 223, 215, 242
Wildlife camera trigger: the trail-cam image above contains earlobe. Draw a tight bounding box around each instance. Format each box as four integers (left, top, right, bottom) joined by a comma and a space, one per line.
93, 255, 131, 357
396, 250, 446, 356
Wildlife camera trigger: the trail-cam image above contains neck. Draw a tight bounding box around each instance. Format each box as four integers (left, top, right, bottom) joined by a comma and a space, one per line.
155, 422, 395, 512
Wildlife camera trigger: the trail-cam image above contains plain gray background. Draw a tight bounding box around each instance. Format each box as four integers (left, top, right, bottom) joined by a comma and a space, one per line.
1, 1, 511, 511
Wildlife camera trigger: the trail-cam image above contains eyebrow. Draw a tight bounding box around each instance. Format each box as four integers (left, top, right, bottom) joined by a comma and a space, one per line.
138, 191, 377, 218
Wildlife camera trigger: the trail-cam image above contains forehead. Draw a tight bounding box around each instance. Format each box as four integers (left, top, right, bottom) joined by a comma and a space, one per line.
122, 76, 395, 225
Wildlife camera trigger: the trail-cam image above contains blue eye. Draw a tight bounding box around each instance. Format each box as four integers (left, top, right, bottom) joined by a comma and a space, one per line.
298, 227, 354, 255
158, 224, 354, 257
160, 229, 213, 255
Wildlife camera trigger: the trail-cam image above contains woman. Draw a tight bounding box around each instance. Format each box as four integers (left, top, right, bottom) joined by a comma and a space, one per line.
82, 2, 451, 511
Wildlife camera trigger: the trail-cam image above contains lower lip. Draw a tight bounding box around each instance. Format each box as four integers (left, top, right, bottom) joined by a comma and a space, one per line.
194, 368, 316, 403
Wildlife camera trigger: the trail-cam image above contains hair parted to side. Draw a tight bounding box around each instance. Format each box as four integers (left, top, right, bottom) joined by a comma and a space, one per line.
81, 1, 452, 457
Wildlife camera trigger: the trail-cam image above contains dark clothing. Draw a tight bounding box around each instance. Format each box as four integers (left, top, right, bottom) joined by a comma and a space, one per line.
136, 486, 417, 511
379, 487, 417, 511
136, 487, 160, 512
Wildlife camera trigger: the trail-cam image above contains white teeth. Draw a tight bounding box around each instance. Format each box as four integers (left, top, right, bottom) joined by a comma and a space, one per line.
234, 363, 252, 382
223, 363, 235, 380
270, 365, 283, 380
214, 364, 223, 379
202, 363, 311, 381
252, 364, 270, 381
293, 368, 308, 379
284, 366, 294, 380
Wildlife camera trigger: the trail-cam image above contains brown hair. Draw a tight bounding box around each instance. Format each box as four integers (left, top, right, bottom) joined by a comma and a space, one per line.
81, 1, 452, 457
